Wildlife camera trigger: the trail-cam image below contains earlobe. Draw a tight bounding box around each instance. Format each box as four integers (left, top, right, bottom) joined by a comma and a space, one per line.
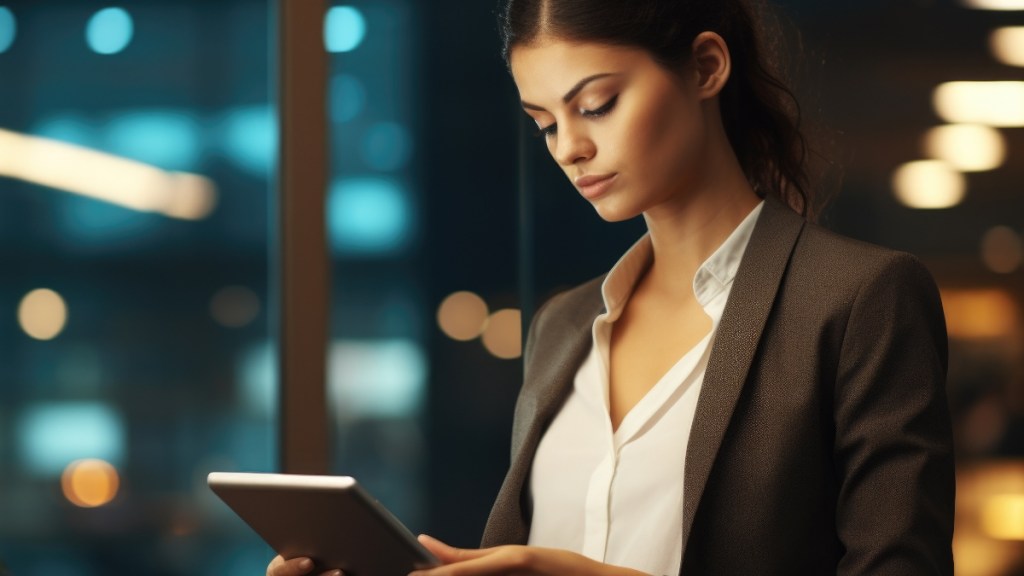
691, 31, 731, 99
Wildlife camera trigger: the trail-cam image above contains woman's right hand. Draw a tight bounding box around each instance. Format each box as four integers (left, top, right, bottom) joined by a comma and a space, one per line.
266, 555, 342, 576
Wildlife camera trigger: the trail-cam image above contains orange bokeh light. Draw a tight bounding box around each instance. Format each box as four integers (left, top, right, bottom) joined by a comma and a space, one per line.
61, 458, 120, 508
482, 308, 522, 360
437, 291, 489, 341
940, 289, 1019, 340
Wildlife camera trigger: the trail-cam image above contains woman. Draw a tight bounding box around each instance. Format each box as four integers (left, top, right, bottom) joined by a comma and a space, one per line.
270, 0, 954, 574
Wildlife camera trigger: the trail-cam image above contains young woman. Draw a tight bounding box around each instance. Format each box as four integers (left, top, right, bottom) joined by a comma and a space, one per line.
269, 0, 954, 574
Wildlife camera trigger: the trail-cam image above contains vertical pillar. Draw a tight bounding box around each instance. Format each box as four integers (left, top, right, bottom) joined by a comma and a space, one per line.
277, 0, 330, 475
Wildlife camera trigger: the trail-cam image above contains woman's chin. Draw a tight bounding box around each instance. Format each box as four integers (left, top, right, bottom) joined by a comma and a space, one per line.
589, 201, 640, 223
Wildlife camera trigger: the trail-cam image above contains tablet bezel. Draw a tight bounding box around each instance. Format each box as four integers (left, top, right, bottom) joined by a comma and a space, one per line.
208, 472, 439, 574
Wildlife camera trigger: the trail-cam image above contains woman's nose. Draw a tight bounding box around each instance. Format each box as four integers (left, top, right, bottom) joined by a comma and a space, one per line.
552, 123, 595, 166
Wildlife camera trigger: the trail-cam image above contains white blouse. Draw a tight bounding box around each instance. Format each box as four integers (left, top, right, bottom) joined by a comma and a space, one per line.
527, 202, 763, 576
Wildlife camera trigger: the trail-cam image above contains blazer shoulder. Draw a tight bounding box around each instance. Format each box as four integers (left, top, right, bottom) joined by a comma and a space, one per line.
531, 275, 605, 332
794, 222, 939, 289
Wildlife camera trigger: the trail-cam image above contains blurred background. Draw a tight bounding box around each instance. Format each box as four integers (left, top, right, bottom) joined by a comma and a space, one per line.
0, 0, 1022, 574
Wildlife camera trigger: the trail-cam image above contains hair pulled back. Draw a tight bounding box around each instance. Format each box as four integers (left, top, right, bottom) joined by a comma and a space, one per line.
499, 0, 813, 218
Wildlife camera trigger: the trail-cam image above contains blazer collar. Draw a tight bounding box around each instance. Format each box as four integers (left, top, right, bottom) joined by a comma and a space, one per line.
681, 195, 804, 549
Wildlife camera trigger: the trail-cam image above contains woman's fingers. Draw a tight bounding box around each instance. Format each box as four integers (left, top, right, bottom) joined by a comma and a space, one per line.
266, 556, 320, 576
409, 542, 648, 576
418, 534, 492, 564
409, 547, 535, 576
411, 539, 542, 576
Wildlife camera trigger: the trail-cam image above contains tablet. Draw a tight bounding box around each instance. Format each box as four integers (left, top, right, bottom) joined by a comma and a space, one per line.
208, 472, 440, 575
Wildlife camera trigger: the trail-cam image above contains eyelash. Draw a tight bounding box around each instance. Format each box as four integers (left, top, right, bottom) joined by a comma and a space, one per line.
533, 95, 619, 138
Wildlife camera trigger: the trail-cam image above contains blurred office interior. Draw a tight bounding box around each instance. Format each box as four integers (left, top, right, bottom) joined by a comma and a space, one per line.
0, 0, 1022, 574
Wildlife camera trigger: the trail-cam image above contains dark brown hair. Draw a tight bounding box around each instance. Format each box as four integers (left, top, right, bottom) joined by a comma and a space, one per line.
499, 0, 815, 219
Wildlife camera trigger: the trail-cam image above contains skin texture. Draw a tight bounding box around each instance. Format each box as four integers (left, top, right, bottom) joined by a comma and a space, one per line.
267, 31, 763, 576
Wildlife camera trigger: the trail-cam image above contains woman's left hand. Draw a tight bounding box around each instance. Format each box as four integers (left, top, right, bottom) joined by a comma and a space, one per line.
408, 535, 651, 576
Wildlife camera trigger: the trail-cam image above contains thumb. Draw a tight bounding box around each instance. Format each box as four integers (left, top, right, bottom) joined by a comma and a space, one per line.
417, 534, 490, 564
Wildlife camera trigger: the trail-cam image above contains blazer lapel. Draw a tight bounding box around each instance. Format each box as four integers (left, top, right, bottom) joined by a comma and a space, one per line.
681, 197, 805, 550
515, 288, 603, 457
481, 279, 604, 547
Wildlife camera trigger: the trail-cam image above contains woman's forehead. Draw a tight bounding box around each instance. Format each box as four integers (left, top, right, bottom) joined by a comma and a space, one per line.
509, 40, 646, 98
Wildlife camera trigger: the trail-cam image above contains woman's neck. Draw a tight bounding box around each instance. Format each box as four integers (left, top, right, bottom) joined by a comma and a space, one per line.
640, 161, 760, 298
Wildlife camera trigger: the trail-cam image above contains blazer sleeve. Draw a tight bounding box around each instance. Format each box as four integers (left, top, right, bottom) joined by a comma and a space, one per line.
833, 252, 955, 575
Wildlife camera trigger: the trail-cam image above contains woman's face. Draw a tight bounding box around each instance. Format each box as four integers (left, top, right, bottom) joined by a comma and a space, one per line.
509, 37, 714, 222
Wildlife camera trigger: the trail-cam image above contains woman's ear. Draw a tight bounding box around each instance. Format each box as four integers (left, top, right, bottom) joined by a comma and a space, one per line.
691, 31, 731, 99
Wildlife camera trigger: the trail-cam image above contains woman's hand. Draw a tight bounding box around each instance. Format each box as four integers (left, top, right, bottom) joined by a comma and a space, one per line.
408, 535, 651, 576
266, 555, 342, 576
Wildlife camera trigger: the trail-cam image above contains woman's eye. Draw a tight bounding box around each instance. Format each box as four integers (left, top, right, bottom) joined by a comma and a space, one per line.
533, 123, 557, 138
528, 96, 616, 139
581, 95, 618, 118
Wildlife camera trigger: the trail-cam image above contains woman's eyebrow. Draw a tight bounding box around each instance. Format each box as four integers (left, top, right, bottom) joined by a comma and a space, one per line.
520, 72, 619, 111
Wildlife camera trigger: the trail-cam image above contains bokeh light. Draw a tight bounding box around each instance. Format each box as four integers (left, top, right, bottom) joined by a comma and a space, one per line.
210, 286, 261, 328
962, 0, 1024, 9
437, 291, 489, 341
164, 173, 218, 220
0, 127, 218, 220
18, 403, 125, 475
955, 462, 1024, 575
0, 7, 16, 53
981, 226, 1023, 274
982, 494, 1024, 540
990, 26, 1024, 66
327, 177, 412, 254
61, 459, 120, 508
933, 81, 1024, 127
362, 122, 412, 171
219, 104, 277, 175
892, 160, 966, 209
18, 288, 68, 340
324, 6, 366, 53
330, 74, 366, 123
923, 124, 1006, 172
328, 340, 426, 417
238, 341, 275, 418
482, 309, 522, 359
941, 289, 1019, 340
86, 7, 134, 55
953, 535, 1015, 576
105, 110, 202, 170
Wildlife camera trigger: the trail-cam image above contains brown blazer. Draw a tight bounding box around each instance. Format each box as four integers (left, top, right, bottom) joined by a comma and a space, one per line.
481, 196, 955, 575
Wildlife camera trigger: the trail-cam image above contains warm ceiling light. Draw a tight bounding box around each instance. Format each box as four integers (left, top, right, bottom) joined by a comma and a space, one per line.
892, 160, 966, 209
923, 124, 1006, 172
990, 27, 1024, 66
961, 0, 1024, 8
933, 81, 1024, 127
0, 128, 217, 220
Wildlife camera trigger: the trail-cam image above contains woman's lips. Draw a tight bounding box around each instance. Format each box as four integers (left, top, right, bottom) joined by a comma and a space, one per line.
573, 173, 617, 200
